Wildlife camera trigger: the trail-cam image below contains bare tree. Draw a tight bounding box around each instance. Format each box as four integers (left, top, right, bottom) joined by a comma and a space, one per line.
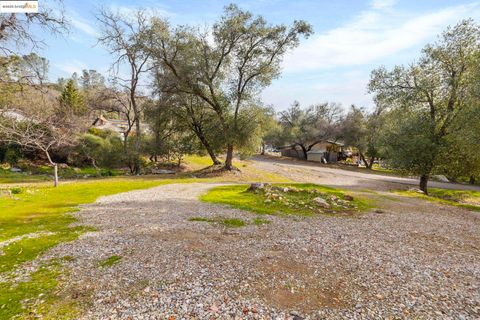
96, 8, 152, 174
0, 0, 68, 54
0, 92, 82, 186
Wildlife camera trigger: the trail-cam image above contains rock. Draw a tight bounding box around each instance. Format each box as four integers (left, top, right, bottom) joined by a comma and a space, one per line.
313, 197, 330, 208
408, 188, 425, 194
248, 183, 266, 191
433, 175, 449, 182
330, 195, 338, 201
283, 187, 290, 193
290, 311, 304, 319
151, 169, 175, 174
344, 194, 354, 201
375, 209, 385, 214
10, 167, 22, 172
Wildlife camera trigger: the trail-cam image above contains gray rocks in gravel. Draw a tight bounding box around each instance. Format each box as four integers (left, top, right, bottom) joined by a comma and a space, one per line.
313, 197, 330, 208
38, 182, 480, 319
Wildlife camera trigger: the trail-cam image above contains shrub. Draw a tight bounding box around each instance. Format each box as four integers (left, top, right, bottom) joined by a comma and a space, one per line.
10, 187, 22, 194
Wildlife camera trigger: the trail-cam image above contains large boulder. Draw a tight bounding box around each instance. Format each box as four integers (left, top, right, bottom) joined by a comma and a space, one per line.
313, 197, 330, 208
248, 183, 269, 191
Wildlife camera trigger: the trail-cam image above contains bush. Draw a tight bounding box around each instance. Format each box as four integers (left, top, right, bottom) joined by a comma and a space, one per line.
10, 187, 22, 194
4, 147, 22, 165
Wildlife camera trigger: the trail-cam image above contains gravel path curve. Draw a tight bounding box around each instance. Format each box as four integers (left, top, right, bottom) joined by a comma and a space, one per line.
45, 182, 480, 319
252, 155, 480, 192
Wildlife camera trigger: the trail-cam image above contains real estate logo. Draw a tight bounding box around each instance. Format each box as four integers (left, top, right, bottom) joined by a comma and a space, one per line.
0, 0, 38, 13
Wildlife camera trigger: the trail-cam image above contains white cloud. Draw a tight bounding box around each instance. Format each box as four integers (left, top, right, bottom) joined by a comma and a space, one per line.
55, 60, 89, 76
70, 16, 99, 38
263, 70, 372, 110
282, 3, 480, 73
370, 0, 398, 10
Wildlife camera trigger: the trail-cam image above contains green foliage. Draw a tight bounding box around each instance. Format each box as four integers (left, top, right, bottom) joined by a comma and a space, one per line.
3, 146, 21, 165
59, 79, 86, 116
378, 109, 438, 176
369, 19, 480, 191
149, 5, 312, 168
76, 130, 124, 169
278, 101, 342, 158
10, 187, 22, 194
80, 69, 105, 90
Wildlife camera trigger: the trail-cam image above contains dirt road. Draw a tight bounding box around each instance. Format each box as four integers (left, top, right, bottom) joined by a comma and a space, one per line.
251, 155, 480, 192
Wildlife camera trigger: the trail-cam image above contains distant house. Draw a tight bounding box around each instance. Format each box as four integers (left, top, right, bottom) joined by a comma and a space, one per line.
279, 140, 345, 163
91, 115, 130, 138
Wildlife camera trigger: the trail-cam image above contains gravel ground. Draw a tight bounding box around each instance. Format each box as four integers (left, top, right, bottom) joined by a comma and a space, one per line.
41, 181, 480, 319
251, 155, 480, 192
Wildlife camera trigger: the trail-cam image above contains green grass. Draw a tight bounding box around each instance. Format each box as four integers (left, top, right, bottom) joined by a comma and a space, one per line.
99, 255, 122, 267
0, 167, 121, 184
188, 216, 272, 227
0, 258, 81, 319
252, 217, 271, 225
188, 216, 246, 227
188, 217, 213, 223
397, 188, 480, 212
183, 154, 217, 169
221, 218, 246, 227
200, 183, 371, 216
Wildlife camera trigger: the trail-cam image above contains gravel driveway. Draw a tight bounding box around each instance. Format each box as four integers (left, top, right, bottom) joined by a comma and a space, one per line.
251, 155, 480, 192
45, 182, 480, 319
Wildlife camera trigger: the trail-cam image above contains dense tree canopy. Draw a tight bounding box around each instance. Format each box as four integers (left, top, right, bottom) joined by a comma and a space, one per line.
148, 4, 312, 169
369, 19, 480, 192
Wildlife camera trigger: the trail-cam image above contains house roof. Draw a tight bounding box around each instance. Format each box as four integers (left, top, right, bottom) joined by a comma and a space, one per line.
278, 140, 344, 150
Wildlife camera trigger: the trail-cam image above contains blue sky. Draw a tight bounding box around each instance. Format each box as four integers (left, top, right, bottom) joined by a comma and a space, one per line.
36, 0, 480, 111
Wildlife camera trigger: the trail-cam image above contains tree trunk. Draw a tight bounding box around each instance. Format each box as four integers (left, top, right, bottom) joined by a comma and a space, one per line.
367, 156, 375, 169
133, 118, 141, 175
225, 144, 234, 170
300, 145, 308, 160
91, 157, 100, 176
420, 174, 429, 195
53, 164, 58, 187
192, 127, 221, 165
470, 175, 476, 185
359, 152, 369, 168
261, 143, 266, 155
44, 150, 58, 187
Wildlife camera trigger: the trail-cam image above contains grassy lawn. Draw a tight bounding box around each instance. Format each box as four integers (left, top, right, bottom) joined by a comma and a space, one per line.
201, 183, 371, 216
0, 158, 289, 319
0, 167, 122, 184
398, 188, 480, 212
